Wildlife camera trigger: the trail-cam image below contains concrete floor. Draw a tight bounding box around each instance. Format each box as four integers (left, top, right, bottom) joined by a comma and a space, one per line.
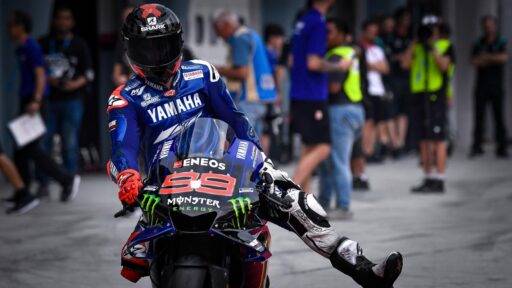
0, 152, 511, 288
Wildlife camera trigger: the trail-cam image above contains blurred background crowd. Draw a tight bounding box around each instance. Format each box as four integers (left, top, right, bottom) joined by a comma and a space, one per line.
0, 0, 511, 216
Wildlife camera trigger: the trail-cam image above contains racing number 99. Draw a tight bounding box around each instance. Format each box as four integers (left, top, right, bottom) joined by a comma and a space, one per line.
160, 171, 236, 197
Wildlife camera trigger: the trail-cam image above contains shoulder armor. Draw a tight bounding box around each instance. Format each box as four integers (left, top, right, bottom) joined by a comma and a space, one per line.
107, 84, 129, 112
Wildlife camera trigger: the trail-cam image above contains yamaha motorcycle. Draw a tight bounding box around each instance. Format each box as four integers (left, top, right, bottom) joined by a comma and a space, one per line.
115, 117, 275, 288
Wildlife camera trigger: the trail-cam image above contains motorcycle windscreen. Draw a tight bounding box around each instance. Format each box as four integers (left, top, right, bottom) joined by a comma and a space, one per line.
155, 118, 264, 218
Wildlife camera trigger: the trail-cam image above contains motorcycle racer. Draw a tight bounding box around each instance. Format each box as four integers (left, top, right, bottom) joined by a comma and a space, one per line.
107, 4, 402, 287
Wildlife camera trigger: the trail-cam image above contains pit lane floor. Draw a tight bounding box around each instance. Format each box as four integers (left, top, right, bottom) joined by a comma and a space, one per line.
0, 152, 511, 288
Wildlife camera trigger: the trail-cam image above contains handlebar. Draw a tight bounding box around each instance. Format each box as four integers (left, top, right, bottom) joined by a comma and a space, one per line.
113, 192, 145, 218
113, 172, 293, 218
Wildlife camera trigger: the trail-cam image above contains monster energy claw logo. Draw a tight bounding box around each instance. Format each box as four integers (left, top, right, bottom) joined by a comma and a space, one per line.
141, 193, 161, 225
229, 197, 252, 229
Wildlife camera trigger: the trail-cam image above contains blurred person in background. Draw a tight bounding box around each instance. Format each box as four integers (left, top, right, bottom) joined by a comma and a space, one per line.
0, 137, 33, 214
38, 6, 93, 196
350, 30, 371, 191
379, 14, 395, 53
319, 19, 364, 219
359, 19, 394, 163
403, 16, 455, 193
112, 5, 135, 86
289, 0, 348, 191
262, 23, 286, 154
214, 10, 277, 143
384, 8, 412, 157
439, 23, 456, 156
6, 10, 80, 213
470, 15, 509, 158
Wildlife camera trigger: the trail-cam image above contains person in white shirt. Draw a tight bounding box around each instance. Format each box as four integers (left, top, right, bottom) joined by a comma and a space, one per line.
360, 19, 398, 162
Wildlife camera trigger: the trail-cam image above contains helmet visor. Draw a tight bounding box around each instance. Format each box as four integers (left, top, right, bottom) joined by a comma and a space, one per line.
126, 33, 183, 67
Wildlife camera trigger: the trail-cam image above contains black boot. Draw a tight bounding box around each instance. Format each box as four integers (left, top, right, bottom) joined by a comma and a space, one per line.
330, 238, 403, 288
410, 178, 433, 193
429, 179, 445, 193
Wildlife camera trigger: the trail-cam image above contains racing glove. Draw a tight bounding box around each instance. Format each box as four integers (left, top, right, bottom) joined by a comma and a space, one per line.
117, 169, 142, 205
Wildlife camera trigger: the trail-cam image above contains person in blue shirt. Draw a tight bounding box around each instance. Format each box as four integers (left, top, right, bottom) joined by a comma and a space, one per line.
213, 10, 277, 142
111, 4, 403, 287
289, 0, 350, 192
5, 10, 80, 214
262, 23, 286, 154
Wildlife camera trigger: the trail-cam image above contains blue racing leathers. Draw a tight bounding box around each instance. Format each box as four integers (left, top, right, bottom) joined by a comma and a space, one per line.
106, 60, 260, 182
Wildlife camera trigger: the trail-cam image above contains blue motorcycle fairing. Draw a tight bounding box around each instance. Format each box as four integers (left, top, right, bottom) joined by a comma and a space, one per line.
127, 222, 176, 254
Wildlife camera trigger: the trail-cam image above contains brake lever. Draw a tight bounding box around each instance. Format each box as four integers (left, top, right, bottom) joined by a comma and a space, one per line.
257, 180, 293, 210
114, 204, 136, 218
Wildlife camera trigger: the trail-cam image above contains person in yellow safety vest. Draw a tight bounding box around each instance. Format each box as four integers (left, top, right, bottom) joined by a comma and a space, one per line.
402, 16, 455, 193
318, 19, 365, 220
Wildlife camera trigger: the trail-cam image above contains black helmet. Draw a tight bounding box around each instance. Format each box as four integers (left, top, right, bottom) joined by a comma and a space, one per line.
122, 4, 183, 87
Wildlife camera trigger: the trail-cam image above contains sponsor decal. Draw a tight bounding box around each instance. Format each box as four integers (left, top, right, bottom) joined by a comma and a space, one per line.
145, 79, 165, 90
181, 64, 202, 70
144, 185, 159, 192
107, 90, 128, 112
167, 196, 220, 209
248, 126, 256, 139
229, 197, 252, 229
160, 171, 236, 197
107, 160, 119, 180
141, 194, 161, 225
237, 141, 249, 159
171, 206, 216, 213
140, 93, 160, 107
147, 93, 203, 123
130, 85, 146, 96
108, 120, 117, 132
164, 89, 176, 97
183, 70, 204, 81
124, 78, 142, 91
153, 114, 200, 144
141, 23, 165, 32
251, 146, 259, 168
159, 140, 173, 159
182, 157, 226, 170
147, 16, 157, 25
239, 188, 254, 193
125, 243, 147, 258
141, 16, 166, 32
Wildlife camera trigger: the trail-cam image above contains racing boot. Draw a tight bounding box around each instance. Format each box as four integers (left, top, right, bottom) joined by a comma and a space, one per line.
120, 224, 150, 282
330, 237, 403, 288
